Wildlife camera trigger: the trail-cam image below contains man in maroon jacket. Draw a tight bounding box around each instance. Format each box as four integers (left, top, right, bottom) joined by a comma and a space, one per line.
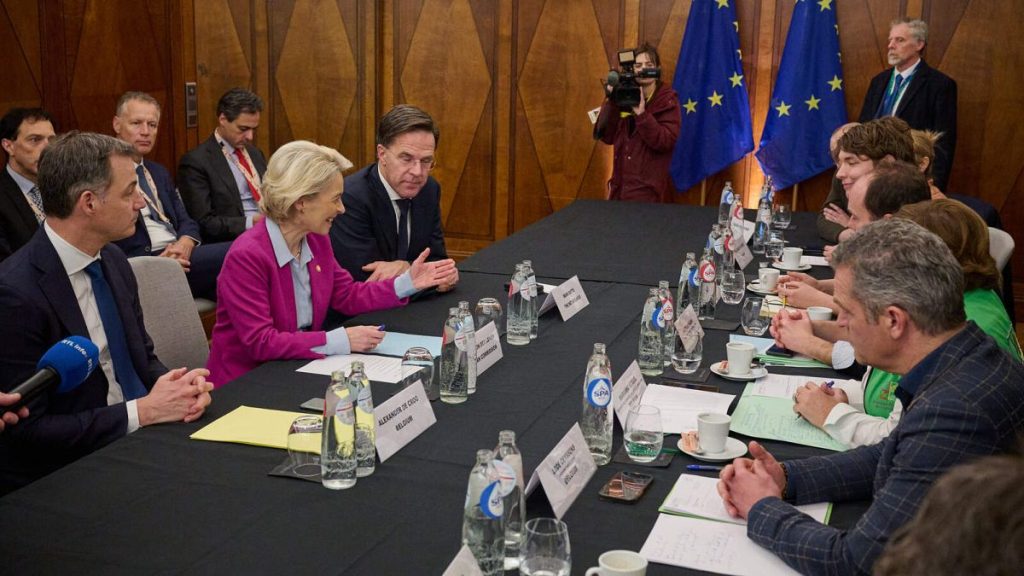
596, 42, 681, 203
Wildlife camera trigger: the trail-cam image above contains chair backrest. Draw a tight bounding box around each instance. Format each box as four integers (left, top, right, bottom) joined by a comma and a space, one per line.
989, 227, 1015, 272
128, 256, 210, 370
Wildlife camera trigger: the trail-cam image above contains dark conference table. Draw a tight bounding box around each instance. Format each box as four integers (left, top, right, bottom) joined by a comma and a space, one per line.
0, 200, 866, 575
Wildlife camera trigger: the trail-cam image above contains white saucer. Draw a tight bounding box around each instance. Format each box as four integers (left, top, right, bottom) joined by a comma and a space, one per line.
711, 361, 768, 381
677, 437, 747, 462
773, 262, 812, 272
746, 281, 777, 295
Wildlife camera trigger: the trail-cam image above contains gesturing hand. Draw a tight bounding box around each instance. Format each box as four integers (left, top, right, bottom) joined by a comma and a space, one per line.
408, 248, 459, 291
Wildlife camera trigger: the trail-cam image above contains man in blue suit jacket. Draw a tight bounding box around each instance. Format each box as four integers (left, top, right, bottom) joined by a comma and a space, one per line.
112, 92, 228, 300
330, 105, 457, 289
717, 218, 1024, 576
0, 132, 213, 494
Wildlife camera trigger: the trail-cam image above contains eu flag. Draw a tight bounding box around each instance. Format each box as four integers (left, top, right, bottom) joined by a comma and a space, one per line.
670, 0, 754, 192
755, 0, 847, 190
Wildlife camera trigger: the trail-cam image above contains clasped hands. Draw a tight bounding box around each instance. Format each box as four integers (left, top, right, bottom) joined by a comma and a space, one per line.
137, 367, 213, 427
717, 441, 786, 519
159, 237, 196, 271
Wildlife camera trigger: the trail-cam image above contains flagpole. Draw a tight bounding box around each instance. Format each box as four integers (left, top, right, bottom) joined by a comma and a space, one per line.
700, 179, 707, 206
791, 183, 799, 211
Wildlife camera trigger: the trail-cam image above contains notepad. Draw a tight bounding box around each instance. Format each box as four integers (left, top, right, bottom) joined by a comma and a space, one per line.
659, 473, 831, 525
729, 386, 848, 451
640, 384, 735, 435
190, 406, 308, 450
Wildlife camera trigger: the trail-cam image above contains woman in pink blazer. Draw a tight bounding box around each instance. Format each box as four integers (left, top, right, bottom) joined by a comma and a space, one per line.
206, 141, 458, 386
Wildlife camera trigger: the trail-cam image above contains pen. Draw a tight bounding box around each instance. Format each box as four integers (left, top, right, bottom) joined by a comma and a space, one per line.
686, 465, 723, 472
796, 380, 836, 419
377, 324, 386, 331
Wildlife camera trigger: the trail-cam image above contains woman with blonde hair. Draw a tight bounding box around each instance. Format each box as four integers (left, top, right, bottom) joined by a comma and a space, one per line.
207, 141, 458, 385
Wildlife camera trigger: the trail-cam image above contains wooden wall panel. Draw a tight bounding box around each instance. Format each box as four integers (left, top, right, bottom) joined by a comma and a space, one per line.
0, 1, 44, 113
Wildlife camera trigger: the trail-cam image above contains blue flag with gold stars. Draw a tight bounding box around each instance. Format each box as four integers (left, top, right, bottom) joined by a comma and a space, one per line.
755, 0, 846, 190
670, 0, 754, 192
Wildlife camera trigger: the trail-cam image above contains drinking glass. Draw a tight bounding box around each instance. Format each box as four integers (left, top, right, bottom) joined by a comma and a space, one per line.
772, 203, 792, 230
765, 230, 785, 262
671, 334, 703, 374
519, 518, 571, 576
625, 405, 663, 463
741, 297, 769, 336
719, 268, 745, 305
287, 416, 322, 478
475, 297, 504, 336
401, 346, 437, 401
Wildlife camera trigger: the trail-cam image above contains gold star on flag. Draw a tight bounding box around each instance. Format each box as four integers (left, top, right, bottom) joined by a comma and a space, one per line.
827, 75, 843, 91
716, 0, 729, 8
775, 101, 791, 117
818, 0, 833, 10
708, 91, 724, 107
729, 71, 744, 87
805, 94, 821, 110
683, 99, 698, 114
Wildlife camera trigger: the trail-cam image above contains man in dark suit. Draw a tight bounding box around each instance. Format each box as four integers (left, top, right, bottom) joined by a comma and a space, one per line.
0, 132, 213, 494
859, 18, 957, 191
330, 105, 457, 289
717, 218, 1024, 575
111, 92, 229, 300
178, 88, 267, 243
0, 108, 56, 260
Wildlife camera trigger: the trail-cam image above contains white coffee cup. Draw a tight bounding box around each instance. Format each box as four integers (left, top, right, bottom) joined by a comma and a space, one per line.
782, 247, 803, 269
697, 412, 731, 454
758, 268, 780, 291
806, 306, 833, 321
586, 550, 648, 576
725, 342, 756, 375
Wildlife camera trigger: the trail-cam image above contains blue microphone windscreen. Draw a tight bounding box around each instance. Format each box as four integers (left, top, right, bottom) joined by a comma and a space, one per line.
37, 336, 100, 394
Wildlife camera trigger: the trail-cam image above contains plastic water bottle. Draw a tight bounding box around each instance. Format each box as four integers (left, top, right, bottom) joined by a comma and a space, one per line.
458, 301, 478, 395
752, 183, 772, 254
441, 307, 469, 404
717, 181, 735, 225
321, 370, 357, 489
638, 288, 664, 376
522, 260, 539, 340
494, 430, 525, 571
677, 252, 698, 313
658, 280, 676, 365
462, 449, 505, 576
506, 264, 531, 346
346, 361, 376, 477
580, 343, 613, 465
697, 248, 718, 320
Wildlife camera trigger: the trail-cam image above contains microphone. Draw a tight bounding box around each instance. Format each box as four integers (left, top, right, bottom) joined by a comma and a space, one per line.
8, 336, 99, 411
606, 70, 620, 87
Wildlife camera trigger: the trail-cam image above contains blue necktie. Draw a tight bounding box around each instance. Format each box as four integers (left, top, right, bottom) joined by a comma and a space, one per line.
84, 261, 148, 400
397, 199, 411, 260
881, 74, 905, 117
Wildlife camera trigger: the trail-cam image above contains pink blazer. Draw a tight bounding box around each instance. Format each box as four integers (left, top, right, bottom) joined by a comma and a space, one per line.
206, 220, 406, 385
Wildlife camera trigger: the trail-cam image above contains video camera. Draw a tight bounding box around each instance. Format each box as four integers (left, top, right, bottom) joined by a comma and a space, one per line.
606, 48, 661, 109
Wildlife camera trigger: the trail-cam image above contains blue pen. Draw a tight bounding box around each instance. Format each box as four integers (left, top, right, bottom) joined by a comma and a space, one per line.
377, 324, 386, 331
796, 380, 836, 420
686, 464, 723, 472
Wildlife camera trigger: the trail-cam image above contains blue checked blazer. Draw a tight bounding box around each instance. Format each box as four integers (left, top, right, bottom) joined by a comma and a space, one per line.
746, 321, 1024, 576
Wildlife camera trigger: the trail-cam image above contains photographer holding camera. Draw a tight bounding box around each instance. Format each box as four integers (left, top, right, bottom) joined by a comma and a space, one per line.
595, 42, 680, 203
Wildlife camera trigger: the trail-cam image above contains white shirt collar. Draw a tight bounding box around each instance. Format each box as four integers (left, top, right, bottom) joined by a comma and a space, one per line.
43, 221, 98, 276
214, 131, 237, 155
265, 217, 312, 268
895, 58, 921, 80
376, 164, 402, 203
6, 164, 36, 196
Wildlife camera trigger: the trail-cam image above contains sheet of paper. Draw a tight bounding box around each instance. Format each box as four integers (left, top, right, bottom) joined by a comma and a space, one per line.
729, 388, 847, 451
640, 384, 735, 435
374, 381, 437, 462
612, 360, 647, 429
297, 353, 405, 383
741, 219, 756, 244
474, 321, 503, 375
746, 374, 857, 400
442, 545, 483, 576
524, 423, 597, 519
641, 514, 801, 576
659, 474, 831, 525
802, 255, 830, 267
553, 275, 589, 321
376, 331, 442, 358
190, 406, 306, 449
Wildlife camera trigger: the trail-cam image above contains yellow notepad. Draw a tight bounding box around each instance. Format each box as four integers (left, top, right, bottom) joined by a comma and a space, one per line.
190, 405, 310, 450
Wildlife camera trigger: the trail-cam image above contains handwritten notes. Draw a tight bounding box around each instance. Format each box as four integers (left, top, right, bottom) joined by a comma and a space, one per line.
659, 474, 831, 525
729, 388, 847, 451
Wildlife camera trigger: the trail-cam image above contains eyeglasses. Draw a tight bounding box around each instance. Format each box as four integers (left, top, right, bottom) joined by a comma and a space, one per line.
385, 147, 435, 171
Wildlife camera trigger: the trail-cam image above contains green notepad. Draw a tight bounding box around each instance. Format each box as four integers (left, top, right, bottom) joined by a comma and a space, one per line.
730, 386, 848, 451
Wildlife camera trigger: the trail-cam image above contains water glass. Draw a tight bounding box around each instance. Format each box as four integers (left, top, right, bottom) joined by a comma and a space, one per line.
519, 518, 571, 576
671, 334, 702, 374
287, 416, 322, 478
625, 406, 663, 463
475, 297, 504, 336
765, 230, 785, 261
719, 268, 745, 305
741, 297, 769, 336
401, 346, 437, 401
772, 203, 792, 229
